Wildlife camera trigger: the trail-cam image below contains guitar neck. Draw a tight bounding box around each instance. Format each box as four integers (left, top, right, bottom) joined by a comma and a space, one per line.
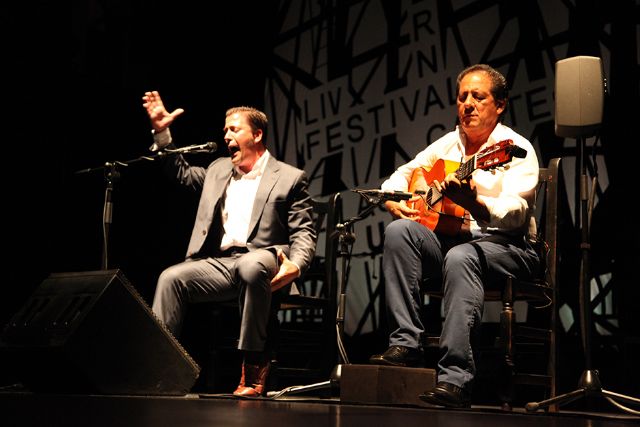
455, 156, 476, 181
430, 140, 524, 187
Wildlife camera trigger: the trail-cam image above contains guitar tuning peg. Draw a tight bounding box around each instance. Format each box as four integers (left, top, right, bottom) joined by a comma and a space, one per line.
503, 165, 510, 170
490, 169, 496, 175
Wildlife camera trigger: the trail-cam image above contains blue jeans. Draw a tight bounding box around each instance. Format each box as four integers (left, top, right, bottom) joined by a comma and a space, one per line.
382, 219, 539, 390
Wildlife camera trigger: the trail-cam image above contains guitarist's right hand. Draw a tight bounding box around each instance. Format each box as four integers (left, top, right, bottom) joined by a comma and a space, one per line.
384, 200, 421, 221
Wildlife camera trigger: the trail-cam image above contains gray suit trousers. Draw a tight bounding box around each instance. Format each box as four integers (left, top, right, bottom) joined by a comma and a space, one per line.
151, 248, 278, 352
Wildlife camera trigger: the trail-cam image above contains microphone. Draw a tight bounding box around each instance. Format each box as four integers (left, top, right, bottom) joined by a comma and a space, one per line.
201, 141, 218, 152
164, 141, 218, 154
353, 189, 418, 202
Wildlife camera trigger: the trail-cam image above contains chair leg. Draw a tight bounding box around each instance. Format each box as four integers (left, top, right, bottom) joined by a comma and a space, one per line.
499, 277, 515, 410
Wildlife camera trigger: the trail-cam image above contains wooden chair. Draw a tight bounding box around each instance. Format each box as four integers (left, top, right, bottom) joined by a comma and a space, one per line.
422, 158, 561, 410
268, 192, 342, 389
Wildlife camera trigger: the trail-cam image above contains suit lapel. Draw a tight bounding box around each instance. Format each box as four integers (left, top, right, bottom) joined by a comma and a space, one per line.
249, 156, 279, 235
209, 160, 234, 207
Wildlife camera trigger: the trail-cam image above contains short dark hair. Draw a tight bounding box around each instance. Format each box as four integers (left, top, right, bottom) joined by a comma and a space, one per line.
226, 106, 269, 145
456, 64, 508, 117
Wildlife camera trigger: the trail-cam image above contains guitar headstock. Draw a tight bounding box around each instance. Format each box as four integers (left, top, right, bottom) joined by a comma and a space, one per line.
475, 139, 527, 172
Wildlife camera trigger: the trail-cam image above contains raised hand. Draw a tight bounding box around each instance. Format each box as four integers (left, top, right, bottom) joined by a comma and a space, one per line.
142, 90, 184, 133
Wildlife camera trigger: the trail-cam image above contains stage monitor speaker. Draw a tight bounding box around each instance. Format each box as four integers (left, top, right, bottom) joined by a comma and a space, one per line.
555, 56, 604, 138
0, 270, 200, 395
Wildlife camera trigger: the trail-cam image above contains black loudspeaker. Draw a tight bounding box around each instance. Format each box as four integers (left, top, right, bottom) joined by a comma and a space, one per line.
555, 55, 605, 138
0, 270, 200, 395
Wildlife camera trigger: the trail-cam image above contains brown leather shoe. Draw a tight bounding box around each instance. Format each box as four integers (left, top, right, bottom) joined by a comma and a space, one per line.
233, 356, 271, 397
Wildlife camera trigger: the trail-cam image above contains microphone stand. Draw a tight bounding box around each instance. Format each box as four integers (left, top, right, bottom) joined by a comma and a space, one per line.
268, 191, 388, 399
75, 144, 217, 270
101, 163, 119, 269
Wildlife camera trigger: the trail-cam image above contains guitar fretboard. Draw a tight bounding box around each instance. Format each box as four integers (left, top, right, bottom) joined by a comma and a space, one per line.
455, 156, 476, 180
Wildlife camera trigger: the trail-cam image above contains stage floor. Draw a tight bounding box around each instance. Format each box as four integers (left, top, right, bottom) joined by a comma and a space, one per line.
0, 389, 637, 427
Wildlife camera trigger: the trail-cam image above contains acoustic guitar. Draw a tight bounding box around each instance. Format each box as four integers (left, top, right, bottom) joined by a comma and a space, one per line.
407, 139, 527, 236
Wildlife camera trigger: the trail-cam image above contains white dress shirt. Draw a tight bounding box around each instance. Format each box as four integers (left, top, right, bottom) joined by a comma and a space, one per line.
219, 151, 270, 251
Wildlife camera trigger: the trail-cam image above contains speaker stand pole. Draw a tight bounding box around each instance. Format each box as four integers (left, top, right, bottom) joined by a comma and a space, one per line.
526, 137, 640, 414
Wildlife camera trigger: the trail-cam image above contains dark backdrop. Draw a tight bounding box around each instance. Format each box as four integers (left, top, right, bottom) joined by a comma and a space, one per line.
5, 1, 277, 315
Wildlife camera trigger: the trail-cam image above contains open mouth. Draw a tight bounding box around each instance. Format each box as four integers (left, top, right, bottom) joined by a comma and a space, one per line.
228, 146, 240, 156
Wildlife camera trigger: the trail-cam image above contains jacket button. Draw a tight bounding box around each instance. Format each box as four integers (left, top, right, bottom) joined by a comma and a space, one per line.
202, 229, 207, 235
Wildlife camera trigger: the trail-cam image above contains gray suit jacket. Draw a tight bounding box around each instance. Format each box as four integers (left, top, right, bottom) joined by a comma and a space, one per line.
167, 152, 317, 276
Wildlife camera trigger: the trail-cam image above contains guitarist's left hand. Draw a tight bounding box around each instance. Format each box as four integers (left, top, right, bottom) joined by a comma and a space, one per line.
435, 174, 490, 222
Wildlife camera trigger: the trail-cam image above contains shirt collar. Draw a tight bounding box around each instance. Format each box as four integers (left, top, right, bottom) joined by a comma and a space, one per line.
234, 150, 270, 179
456, 123, 504, 155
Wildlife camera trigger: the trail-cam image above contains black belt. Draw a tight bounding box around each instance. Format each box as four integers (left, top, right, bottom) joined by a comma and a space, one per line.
220, 246, 249, 257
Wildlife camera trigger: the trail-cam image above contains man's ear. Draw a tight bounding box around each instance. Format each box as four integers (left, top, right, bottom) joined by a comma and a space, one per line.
495, 99, 506, 115
254, 129, 264, 145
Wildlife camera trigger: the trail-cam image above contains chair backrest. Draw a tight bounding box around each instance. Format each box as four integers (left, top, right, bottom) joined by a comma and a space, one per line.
308, 192, 342, 302
535, 157, 562, 404
279, 192, 342, 319
535, 158, 562, 291
273, 193, 343, 383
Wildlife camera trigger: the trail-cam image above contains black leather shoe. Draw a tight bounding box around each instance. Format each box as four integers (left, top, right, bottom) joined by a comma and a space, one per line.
369, 345, 424, 367
419, 381, 471, 408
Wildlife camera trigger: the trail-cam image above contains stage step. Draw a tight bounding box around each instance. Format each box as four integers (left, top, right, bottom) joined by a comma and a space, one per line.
340, 364, 436, 407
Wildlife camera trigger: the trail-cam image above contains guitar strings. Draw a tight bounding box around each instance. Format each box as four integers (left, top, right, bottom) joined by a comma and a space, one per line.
416, 189, 469, 223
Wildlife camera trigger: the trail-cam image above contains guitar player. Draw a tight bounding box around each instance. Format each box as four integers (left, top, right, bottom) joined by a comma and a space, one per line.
369, 64, 540, 409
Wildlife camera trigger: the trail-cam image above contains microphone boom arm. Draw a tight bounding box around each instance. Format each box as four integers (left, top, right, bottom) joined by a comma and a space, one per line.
74, 141, 219, 271
75, 142, 219, 175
